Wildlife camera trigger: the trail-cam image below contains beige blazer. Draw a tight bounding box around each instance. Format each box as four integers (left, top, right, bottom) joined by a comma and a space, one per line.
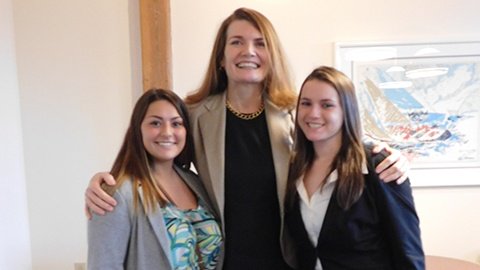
187, 92, 296, 266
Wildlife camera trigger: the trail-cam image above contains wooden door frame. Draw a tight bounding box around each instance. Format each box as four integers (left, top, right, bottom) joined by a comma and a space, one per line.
139, 0, 172, 91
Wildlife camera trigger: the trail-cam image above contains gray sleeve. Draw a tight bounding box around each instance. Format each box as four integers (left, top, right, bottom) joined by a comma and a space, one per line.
87, 188, 132, 270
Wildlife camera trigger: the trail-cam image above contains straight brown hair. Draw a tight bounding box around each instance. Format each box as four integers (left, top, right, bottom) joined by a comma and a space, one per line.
106, 89, 194, 213
285, 66, 366, 211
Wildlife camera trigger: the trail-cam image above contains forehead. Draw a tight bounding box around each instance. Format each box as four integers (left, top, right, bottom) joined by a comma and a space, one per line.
301, 79, 339, 100
226, 19, 262, 38
145, 100, 180, 116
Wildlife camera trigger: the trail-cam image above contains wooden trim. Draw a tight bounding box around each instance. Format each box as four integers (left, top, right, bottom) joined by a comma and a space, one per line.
139, 0, 172, 91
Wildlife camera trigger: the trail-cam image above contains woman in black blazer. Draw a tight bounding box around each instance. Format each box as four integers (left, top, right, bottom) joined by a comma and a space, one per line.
284, 66, 424, 270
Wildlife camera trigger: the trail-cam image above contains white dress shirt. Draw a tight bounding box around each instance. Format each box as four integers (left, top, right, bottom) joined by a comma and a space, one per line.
296, 164, 368, 270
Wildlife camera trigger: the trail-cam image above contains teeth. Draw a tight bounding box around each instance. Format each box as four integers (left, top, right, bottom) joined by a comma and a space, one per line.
308, 123, 323, 128
236, 62, 258, 68
157, 142, 175, 146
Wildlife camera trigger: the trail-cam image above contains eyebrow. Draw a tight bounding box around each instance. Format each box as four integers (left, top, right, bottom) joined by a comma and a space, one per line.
228, 35, 264, 41
300, 97, 336, 102
146, 115, 182, 120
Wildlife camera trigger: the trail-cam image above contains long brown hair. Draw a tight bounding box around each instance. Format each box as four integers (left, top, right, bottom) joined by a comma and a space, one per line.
184, 7, 297, 110
107, 89, 194, 213
285, 66, 366, 211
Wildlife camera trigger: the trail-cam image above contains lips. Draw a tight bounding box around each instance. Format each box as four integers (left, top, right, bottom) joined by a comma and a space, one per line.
307, 122, 324, 128
155, 141, 176, 146
236, 62, 259, 68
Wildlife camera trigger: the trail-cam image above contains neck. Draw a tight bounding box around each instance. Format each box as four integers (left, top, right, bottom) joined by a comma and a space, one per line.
226, 84, 263, 113
151, 161, 176, 184
312, 136, 342, 165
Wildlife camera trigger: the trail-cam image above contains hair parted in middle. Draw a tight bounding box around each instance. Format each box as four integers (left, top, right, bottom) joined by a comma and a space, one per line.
285, 66, 366, 211
185, 7, 297, 110
107, 88, 194, 213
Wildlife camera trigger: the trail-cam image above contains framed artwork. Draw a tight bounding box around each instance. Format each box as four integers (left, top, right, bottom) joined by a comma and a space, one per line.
335, 41, 480, 180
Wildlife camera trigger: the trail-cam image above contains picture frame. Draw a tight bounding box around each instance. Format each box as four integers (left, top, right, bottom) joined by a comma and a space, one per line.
335, 41, 480, 186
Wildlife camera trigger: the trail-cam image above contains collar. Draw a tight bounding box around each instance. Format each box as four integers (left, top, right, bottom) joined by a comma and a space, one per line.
295, 159, 369, 191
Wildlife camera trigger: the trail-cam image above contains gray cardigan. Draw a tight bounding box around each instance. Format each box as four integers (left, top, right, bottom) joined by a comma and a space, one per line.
87, 165, 220, 270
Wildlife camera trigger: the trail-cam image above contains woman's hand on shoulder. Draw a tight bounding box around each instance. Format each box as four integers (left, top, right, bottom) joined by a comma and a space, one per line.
372, 143, 410, 184
84, 172, 117, 219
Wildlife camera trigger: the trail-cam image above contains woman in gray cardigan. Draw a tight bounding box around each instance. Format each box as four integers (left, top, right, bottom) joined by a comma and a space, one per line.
87, 89, 222, 270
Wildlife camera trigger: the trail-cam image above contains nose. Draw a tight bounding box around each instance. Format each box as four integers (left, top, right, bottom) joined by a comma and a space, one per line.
160, 124, 173, 137
242, 42, 256, 57
307, 104, 321, 118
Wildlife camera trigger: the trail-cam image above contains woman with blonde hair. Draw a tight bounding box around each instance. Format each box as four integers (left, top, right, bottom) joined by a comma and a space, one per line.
184, 8, 297, 269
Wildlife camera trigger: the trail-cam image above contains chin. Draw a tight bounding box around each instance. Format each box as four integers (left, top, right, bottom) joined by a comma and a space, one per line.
306, 134, 328, 143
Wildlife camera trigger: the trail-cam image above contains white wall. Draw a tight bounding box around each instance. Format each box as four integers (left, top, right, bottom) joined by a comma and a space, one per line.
12, 0, 137, 269
0, 0, 32, 269
10, 0, 480, 268
171, 0, 480, 264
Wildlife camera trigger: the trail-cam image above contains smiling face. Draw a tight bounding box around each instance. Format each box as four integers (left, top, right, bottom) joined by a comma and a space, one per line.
141, 100, 186, 166
221, 19, 270, 88
297, 79, 344, 148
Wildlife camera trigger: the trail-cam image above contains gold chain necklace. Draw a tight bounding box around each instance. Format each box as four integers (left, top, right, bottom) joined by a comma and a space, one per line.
226, 100, 265, 120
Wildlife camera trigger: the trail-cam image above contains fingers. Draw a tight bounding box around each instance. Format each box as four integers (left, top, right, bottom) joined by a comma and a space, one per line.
370, 141, 411, 184
376, 151, 410, 183
85, 188, 106, 216
84, 204, 92, 220
396, 174, 408, 185
85, 186, 115, 213
371, 141, 390, 154
375, 149, 400, 174
378, 166, 404, 183
100, 173, 117, 186
396, 158, 410, 184
84, 172, 118, 216
91, 172, 117, 205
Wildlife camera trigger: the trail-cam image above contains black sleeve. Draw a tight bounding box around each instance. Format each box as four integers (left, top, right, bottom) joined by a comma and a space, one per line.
368, 149, 425, 269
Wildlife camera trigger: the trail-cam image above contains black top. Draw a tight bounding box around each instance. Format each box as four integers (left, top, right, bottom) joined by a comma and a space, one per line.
285, 149, 424, 270
223, 110, 291, 270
